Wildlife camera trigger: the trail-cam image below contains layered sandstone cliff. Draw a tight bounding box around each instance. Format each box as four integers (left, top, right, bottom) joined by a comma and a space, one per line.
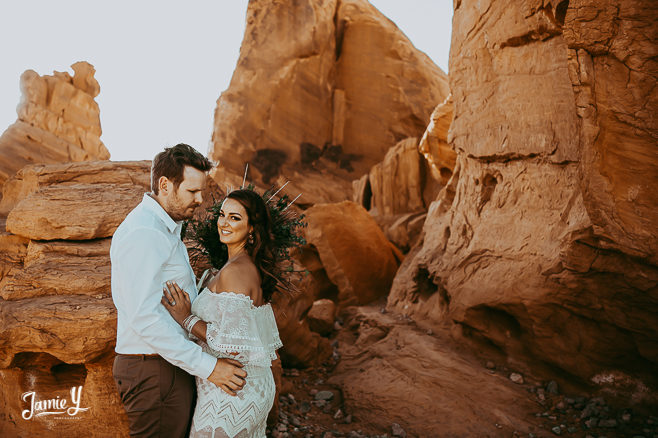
389, 0, 658, 388
210, 0, 449, 205
0, 62, 110, 201
0, 161, 149, 437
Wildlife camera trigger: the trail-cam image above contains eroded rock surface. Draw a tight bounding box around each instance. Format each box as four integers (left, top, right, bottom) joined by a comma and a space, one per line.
210, 0, 449, 205
328, 306, 538, 436
389, 0, 658, 385
302, 201, 401, 308
0, 62, 110, 199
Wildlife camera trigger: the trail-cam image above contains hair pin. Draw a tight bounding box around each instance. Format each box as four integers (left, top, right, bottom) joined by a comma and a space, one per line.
267, 181, 290, 203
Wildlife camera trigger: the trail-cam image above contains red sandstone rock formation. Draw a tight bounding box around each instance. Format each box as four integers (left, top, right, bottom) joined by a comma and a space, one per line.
301, 201, 402, 308
328, 305, 539, 436
0, 62, 110, 201
389, 0, 658, 388
0, 161, 148, 437
210, 0, 449, 205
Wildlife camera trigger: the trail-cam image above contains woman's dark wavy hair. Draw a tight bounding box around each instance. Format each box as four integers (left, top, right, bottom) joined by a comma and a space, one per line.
183, 186, 306, 303
225, 189, 278, 302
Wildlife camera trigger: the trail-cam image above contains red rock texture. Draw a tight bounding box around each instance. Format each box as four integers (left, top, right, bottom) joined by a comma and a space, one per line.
389, 0, 658, 385
0, 62, 110, 200
210, 0, 449, 205
302, 201, 401, 308
328, 305, 539, 436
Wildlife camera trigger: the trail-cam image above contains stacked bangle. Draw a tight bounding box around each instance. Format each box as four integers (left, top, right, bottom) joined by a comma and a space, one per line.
182, 314, 201, 336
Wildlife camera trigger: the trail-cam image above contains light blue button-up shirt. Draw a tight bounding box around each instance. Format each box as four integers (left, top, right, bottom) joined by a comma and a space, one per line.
110, 193, 215, 378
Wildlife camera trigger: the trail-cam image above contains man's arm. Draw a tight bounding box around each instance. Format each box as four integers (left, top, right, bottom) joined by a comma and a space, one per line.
111, 227, 217, 378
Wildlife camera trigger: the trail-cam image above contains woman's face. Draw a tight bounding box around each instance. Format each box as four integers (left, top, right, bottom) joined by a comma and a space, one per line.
217, 198, 252, 246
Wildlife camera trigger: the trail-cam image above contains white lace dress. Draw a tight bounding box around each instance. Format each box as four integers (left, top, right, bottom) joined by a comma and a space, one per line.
189, 289, 282, 438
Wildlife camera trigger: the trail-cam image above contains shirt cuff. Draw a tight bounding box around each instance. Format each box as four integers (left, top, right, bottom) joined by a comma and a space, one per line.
197, 352, 217, 379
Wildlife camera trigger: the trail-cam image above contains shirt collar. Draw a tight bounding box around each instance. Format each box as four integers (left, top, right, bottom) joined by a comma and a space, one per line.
142, 193, 182, 235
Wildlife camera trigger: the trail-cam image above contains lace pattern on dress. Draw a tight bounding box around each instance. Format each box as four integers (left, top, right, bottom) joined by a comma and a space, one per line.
200, 290, 282, 367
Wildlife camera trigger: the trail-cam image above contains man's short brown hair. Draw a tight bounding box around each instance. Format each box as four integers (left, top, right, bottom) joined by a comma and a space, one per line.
151, 143, 213, 194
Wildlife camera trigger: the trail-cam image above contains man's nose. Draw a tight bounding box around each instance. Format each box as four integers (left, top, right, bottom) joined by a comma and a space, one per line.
195, 192, 203, 204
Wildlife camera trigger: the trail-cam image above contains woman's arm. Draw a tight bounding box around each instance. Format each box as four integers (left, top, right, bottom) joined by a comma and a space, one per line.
161, 281, 207, 342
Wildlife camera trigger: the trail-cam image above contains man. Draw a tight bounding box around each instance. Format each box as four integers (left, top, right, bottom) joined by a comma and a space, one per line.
111, 144, 246, 437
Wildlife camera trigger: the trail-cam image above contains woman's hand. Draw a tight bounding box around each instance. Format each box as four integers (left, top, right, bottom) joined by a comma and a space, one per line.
161, 281, 192, 327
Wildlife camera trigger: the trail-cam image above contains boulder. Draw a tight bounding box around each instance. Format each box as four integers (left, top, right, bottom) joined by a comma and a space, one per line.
210, 0, 449, 204
0, 295, 116, 368
328, 306, 538, 436
6, 183, 145, 240
307, 299, 337, 336
0, 239, 111, 301
389, 0, 658, 383
0, 160, 151, 215
302, 201, 401, 307
0, 353, 129, 438
419, 94, 455, 185
271, 283, 333, 368
0, 62, 110, 197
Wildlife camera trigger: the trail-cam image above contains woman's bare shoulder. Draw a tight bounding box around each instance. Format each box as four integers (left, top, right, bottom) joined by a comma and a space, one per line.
207, 258, 261, 299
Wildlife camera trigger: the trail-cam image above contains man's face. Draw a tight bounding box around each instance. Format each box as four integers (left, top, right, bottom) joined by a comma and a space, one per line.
165, 166, 206, 221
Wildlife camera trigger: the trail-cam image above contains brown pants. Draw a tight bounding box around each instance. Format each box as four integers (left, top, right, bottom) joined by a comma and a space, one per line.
113, 354, 196, 438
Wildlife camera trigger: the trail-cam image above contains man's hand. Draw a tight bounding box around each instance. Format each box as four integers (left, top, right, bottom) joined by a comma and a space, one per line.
207, 358, 247, 396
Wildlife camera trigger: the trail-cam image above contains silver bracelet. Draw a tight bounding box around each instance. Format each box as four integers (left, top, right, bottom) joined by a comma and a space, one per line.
184, 315, 201, 336
182, 314, 194, 330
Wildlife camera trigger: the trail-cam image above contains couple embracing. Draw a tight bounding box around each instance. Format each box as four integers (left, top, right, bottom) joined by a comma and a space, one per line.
111, 144, 286, 437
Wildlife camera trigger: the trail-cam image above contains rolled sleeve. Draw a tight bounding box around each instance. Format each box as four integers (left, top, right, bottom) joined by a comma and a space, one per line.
111, 227, 216, 378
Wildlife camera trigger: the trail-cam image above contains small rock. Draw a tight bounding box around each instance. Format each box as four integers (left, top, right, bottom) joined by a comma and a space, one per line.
290, 415, 301, 427
334, 409, 343, 419
485, 361, 495, 369
551, 426, 561, 435
391, 423, 406, 437
322, 432, 334, 438
426, 329, 433, 335
584, 418, 598, 428
312, 400, 327, 408
334, 321, 343, 331
300, 401, 311, 413
556, 401, 566, 410
344, 414, 353, 424
621, 412, 632, 422
309, 389, 319, 396
599, 419, 617, 428
510, 373, 524, 384
284, 368, 300, 377
276, 423, 288, 432
567, 426, 578, 433
380, 307, 386, 314
287, 393, 296, 404
315, 390, 335, 401
581, 403, 599, 419
546, 381, 559, 395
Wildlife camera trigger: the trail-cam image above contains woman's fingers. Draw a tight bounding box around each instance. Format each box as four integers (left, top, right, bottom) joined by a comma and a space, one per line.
161, 295, 172, 309
162, 285, 176, 306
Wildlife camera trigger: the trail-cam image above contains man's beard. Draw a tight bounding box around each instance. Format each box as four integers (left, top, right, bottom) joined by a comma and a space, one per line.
167, 192, 197, 221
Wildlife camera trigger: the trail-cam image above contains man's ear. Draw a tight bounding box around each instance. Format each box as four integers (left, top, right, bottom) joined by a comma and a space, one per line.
158, 176, 170, 195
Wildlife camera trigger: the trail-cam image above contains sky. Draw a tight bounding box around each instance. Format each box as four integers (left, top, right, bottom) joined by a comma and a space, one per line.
0, 1, 453, 162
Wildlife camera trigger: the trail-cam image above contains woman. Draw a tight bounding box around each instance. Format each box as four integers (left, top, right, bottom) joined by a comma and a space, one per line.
162, 189, 283, 438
